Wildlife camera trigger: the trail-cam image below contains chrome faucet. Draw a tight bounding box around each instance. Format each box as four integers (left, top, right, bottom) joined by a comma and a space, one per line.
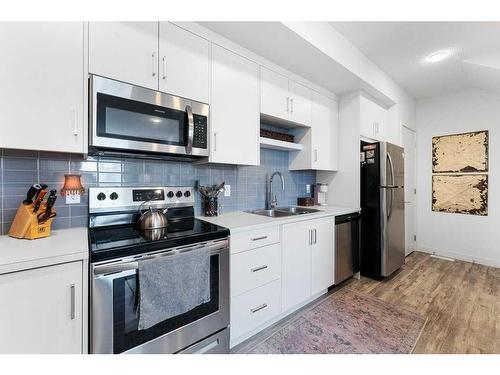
266, 171, 285, 209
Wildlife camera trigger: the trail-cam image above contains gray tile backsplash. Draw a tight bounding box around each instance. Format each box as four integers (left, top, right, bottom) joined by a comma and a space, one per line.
0, 148, 315, 234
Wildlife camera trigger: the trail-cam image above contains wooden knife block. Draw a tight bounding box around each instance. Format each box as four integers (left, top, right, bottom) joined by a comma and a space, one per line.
8, 203, 55, 240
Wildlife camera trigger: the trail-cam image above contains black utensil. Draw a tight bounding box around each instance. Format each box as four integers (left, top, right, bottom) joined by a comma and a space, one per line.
23, 184, 43, 205
37, 190, 57, 224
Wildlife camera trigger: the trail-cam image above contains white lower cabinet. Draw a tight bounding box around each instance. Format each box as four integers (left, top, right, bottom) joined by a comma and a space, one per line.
282, 217, 334, 312
230, 217, 335, 346
0, 261, 83, 353
230, 279, 281, 340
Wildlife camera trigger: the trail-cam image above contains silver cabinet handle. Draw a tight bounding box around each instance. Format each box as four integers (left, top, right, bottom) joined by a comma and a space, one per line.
314, 149, 318, 162
162, 56, 167, 80
213, 132, 217, 152
251, 303, 268, 313
314, 229, 317, 244
185, 105, 194, 154
72, 109, 78, 136
152, 52, 157, 77
308, 229, 312, 245
286, 97, 290, 113
251, 236, 267, 241
251, 265, 268, 273
70, 284, 75, 320
290, 98, 294, 113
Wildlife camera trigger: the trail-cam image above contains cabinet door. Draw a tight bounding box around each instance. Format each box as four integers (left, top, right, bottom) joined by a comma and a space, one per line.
211, 44, 260, 165
360, 95, 387, 141
159, 22, 209, 103
311, 217, 335, 295
311, 92, 338, 171
288, 80, 312, 126
260, 66, 289, 120
282, 221, 312, 312
89, 22, 159, 89
0, 262, 83, 353
0, 22, 85, 153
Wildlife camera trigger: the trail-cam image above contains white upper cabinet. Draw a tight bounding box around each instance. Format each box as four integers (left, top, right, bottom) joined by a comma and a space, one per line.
311, 93, 338, 171
360, 95, 388, 141
260, 67, 289, 120
0, 22, 85, 153
0, 261, 83, 354
288, 80, 312, 126
289, 92, 338, 171
159, 22, 210, 103
260, 67, 313, 127
210, 44, 260, 165
89, 22, 159, 90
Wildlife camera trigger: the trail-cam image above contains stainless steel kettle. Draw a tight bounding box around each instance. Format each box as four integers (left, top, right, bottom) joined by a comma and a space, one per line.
137, 201, 169, 230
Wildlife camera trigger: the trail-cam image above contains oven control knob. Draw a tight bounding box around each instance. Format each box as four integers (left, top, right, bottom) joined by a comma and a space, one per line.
176, 191, 183, 198
110, 192, 118, 200
184, 190, 191, 198
167, 191, 174, 199
97, 193, 106, 201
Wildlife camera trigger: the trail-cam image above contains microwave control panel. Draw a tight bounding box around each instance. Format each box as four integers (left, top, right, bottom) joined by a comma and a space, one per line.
192, 114, 207, 149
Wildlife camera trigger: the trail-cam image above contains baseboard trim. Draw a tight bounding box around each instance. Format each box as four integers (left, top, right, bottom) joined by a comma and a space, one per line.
418, 247, 500, 269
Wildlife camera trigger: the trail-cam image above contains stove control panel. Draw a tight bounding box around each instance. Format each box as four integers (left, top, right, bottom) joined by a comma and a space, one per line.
89, 186, 195, 213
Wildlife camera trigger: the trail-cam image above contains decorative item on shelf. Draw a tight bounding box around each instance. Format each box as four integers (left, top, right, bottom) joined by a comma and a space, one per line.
60, 174, 85, 204
313, 183, 329, 206
9, 185, 57, 240
197, 181, 225, 217
297, 197, 315, 207
260, 129, 294, 143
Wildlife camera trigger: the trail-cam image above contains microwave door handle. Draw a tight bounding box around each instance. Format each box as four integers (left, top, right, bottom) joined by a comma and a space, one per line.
186, 105, 194, 154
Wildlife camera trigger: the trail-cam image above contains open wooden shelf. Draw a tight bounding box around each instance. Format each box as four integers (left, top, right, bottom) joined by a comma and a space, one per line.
259, 137, 303, 152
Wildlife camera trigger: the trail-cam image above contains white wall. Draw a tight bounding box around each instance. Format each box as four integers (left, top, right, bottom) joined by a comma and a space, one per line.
416, 88, 500, 268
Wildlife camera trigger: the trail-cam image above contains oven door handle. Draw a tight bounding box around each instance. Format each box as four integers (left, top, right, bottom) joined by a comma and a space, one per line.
185, 104, 194, 154
93, 240, 228, 276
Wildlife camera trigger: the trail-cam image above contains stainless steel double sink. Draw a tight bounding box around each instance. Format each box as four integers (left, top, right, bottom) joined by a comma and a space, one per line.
248, 206, 321, 218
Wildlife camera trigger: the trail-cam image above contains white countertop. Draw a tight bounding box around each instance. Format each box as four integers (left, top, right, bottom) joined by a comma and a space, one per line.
0, 228, 88, 275
197, 205, 360, 233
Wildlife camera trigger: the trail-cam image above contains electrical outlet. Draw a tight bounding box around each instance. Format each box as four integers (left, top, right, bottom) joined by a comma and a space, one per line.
224, 185, 231, 197
306, 184, 311, 194
65, 193, 81, 204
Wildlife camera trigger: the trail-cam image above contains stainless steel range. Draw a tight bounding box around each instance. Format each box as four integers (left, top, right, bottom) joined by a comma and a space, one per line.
88, 186, 230, 354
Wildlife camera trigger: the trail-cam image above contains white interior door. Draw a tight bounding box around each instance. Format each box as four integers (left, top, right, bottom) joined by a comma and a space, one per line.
402, 125, 417, 256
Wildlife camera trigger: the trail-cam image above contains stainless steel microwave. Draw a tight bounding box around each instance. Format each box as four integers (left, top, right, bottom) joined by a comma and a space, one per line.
89, 75, 209, 160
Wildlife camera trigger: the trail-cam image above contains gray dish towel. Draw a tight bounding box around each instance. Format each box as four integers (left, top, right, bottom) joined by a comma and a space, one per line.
138, 247, 211, 330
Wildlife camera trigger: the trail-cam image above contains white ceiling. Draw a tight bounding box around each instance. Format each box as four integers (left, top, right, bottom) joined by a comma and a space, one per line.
330, 22, 500, 99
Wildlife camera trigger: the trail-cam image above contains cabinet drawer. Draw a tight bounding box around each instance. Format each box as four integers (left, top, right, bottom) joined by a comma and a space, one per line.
231, 243, 281, 297
231, 226, 280, 254
231, 279, 281, 340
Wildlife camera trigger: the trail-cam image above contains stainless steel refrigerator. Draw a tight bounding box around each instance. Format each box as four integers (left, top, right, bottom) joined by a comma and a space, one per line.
360, 141, 405, 278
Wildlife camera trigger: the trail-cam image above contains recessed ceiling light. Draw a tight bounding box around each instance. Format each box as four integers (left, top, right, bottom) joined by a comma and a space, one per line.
425, 50, 451, 63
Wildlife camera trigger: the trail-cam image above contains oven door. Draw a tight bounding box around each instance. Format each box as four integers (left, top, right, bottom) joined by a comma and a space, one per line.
90, 75, 208, 157
91, 239, 229, 354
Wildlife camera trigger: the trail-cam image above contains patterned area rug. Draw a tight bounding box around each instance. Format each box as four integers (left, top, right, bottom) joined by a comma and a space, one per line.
245, 288, 426, 354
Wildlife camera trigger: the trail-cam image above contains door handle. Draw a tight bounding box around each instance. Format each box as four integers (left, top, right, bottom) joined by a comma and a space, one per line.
251, 236, 267, 241
250, 303, 268, 313
251, 265, 268, 273
72, 109, 78, 136
70, 284, 76, 320
152, 52, 157, 77
314, 149, 318, 162
213, 132, 217, 152
162, 56, 167, 80
185, 105, 194, 154
313, 229, 317, 244
308, 229, 312, 245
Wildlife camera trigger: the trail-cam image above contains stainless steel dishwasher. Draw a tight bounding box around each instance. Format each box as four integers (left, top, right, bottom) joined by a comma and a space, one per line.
334, 212, 361, 284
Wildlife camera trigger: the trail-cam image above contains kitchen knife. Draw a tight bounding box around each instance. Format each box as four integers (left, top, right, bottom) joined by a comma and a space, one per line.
37, 190, 57, 224
32, 189, 48, 213
23, 184, 43, 205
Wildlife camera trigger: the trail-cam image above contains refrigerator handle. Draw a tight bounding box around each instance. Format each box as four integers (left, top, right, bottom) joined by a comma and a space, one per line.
387, 153, 395, 219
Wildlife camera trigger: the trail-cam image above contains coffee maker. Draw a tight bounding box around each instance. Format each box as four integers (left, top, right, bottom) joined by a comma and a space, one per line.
313, 183, 328, 206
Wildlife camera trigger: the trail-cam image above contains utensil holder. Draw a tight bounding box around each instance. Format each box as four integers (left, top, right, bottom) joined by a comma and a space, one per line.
203, 197, 219, 217
8, 203, 55, 240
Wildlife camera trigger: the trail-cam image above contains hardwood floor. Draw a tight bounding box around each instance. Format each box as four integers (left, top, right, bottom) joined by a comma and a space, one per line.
233, 251, 500, 354
346, 251, 500, 353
